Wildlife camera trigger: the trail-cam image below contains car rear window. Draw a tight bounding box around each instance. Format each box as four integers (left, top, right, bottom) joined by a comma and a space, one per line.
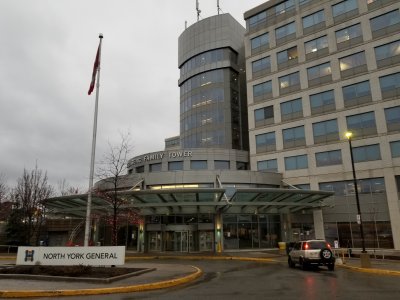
306, 241, 329, 249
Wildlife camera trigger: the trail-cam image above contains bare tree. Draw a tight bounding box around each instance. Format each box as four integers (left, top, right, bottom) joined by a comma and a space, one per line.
10, 165, 54, 245
0, 173, 8, 203
57, 179, 81, 196
97, 132, 133, 245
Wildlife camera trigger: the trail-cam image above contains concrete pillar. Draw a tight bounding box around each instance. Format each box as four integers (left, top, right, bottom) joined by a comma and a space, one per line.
384, 170, 400, 250
280, 212, 291, 242
214, 212, 223, 253
313, 209, 325, 240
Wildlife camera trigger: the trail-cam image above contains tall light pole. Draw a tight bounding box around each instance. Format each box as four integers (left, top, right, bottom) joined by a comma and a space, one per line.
345, 131, 370, 267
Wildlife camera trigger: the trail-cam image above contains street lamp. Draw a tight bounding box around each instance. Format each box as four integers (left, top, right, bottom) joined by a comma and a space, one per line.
345, 131, 371, 267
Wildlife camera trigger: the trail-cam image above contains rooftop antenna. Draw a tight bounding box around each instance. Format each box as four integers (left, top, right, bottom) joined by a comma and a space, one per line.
196, 0, 201, 21
185, 20, 187, 29
217, 0, 222, 15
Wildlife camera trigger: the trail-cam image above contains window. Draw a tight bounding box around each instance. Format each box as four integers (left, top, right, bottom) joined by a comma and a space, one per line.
335, 23, 363, 50
251, 33, 269, 55
168, 161, 183, 171
342, 81, 372, 107
236, 162, 248, 170
215, 160, 230, 170
257, 159, 278, 172
279, 72, 300, 95
252, 57, 271, 77
253, 80, 272, 102
149, 163, 162, 172
277, 46, 298, 69
275, 22, 296, 45
305, 35, 328, 59
319, 178, 385, 195
385, 106, 400, 132
332, 0, 358, 22
379, 72, 400, 99
310, 90, 335, 115
295, 184, 310, 190
307, 62, 332, 87
352, 144, 381, 163
281, 98, 303, 121
248, 10, 267, 31
370, 10, 400, 38
283, 126, 306, 148
190, 160, 207, 170
285, 155, 308, 170
135, 166, 144, 173
390, 141, 400, 158
274, 0, 295, 16
312, 119, 339, 144
316, 150, 342, 167
254, 105, 274, 127
339, 51, 367, 78
256, 132, 276, 153
374, 40, 400, 68
368, 0, 398, 11
346, 112, 377, 138
303, 10, 325, 34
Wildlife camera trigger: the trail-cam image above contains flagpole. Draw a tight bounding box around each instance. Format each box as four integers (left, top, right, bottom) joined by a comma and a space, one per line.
84, 33, 103, 247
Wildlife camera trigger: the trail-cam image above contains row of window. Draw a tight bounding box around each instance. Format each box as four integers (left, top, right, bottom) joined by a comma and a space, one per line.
180, 48, 237, 77
250, 3, 400, 55
255, 106, 400, 153
319, 177, 386, 195
252, 40, 400, 101
134, 160, 249, 173
257, 140, 400, 172
254, 72, 400, 128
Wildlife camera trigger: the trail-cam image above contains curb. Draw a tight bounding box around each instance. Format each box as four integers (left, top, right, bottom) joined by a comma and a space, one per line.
0, 265, 202, 298
338, 264, 400, 276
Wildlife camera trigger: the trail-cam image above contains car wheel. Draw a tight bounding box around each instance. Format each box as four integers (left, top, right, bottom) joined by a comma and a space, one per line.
288, 257, 295, 268
328, 264, 335, 271
320, 248, 333, 261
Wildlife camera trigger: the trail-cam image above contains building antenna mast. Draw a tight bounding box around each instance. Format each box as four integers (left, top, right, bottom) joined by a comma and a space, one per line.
217, 0, 222, 15
196, 0, 201, 21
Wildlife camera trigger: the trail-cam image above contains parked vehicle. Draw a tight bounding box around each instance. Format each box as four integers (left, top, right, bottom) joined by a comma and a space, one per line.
288, 240, 335, 271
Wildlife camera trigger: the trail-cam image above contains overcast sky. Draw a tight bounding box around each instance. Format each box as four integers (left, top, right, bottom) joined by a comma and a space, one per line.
0, 0, 265, 192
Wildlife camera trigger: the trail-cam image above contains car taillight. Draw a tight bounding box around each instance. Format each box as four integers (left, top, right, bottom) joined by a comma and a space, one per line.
304, 243, 309, 250
327, 243, 331, 249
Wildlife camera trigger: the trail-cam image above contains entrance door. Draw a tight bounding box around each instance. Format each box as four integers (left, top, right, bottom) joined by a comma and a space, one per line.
175, 231, 189, 252
199, 231, 214, 251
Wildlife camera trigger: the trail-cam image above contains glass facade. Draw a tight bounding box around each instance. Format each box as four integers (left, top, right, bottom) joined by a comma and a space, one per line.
223, 214, 281, 249
180, 55, 246, 149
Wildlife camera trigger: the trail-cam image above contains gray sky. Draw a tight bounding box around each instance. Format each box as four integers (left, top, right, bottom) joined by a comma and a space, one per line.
0, 0, 264, 191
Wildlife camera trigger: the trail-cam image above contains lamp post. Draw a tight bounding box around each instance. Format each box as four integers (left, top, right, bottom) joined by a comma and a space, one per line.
345, 131, 370, 267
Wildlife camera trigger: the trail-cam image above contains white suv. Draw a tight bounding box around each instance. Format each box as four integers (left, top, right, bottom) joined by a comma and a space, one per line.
288, 240, 335, 271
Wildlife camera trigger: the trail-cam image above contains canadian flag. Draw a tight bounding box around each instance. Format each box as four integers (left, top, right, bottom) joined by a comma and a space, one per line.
88, 44, 100, 95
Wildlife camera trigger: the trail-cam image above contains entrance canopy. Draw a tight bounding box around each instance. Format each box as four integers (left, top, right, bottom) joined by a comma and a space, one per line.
44, 188, 333, 217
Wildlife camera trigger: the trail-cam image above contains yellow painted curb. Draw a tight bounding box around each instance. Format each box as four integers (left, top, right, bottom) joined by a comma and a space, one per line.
0, 266, 202, 298
338, 264, 400, 276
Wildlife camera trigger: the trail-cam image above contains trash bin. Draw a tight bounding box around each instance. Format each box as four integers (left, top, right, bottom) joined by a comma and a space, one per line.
278, 242, 286, 250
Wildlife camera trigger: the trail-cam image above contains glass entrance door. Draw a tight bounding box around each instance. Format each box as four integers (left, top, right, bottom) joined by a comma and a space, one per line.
175, 231, 189, 252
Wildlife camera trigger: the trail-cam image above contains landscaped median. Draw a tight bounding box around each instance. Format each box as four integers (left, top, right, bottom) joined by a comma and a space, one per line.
0, 265, 202, 298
